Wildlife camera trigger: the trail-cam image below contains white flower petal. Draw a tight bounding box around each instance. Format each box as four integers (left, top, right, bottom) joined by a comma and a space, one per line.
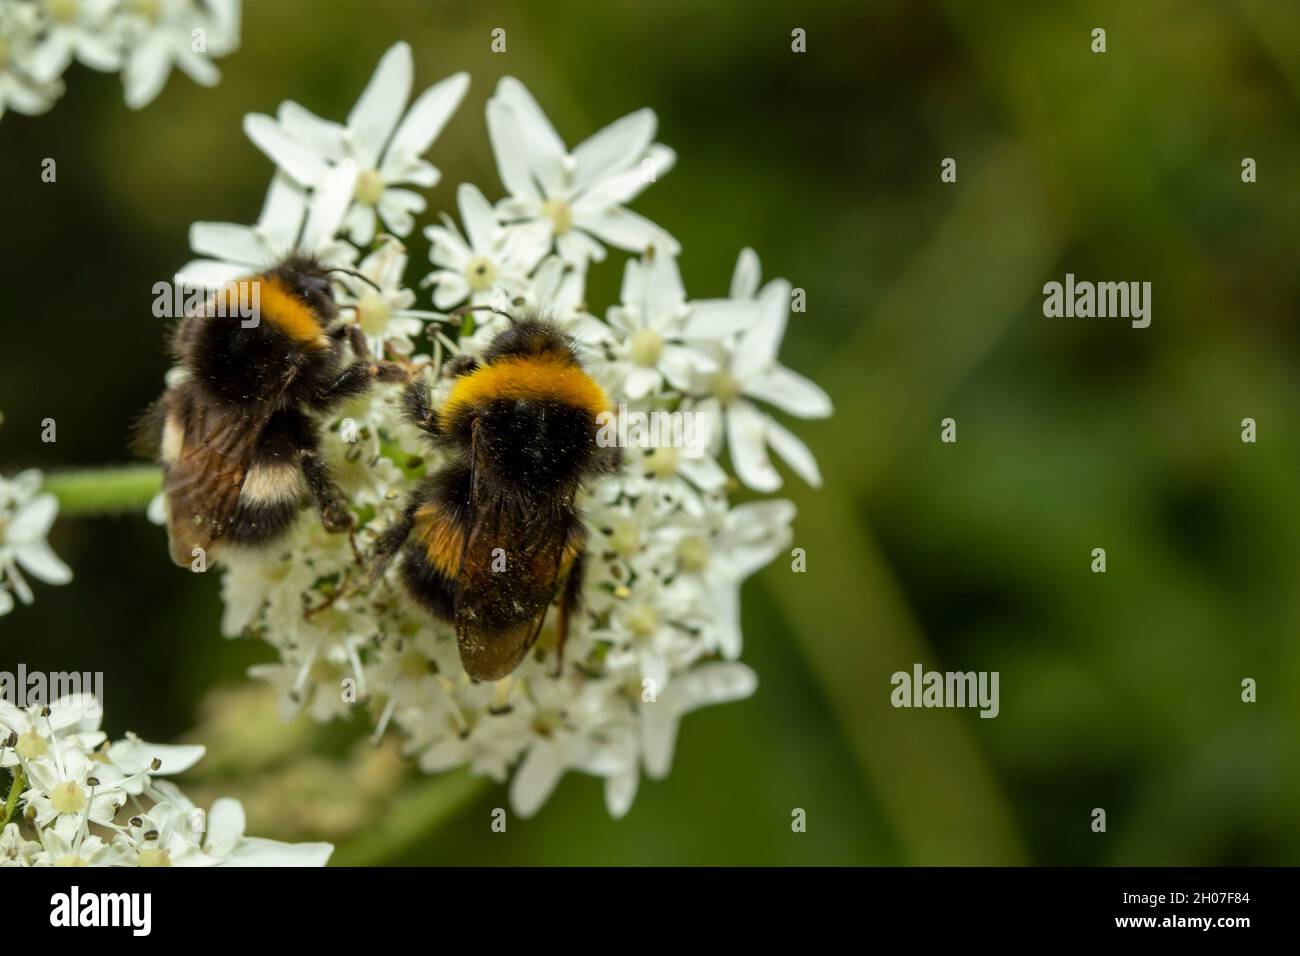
733, 279, 792, 378
572, 107, 656, 189
8, 493, 57, 540
301, 160, 358, 249
14, 542, 71, 587
486, 99, 541, 202
579, 207, 679, 258
746, 364, 832, 419
727, 400, 781, 492
510, 743, 564, 818
244, 114, 330, 186
347, 42, 413, 167
122, 36, 172, 110
220, 837, 333, 867
764, 417, 823, 487
383, 71, 469, 169
730, 248, 761, 300
457, 183, 498, 252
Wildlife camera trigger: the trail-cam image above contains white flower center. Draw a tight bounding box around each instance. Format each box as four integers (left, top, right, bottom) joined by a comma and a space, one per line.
47, 0, 78, 24
643, 446, 679, 478
355, 290, 391, 336
629, 328, 664, 367
0, 40, 10, 68
711, 368, 742, 406
400, 649, 431, 680
138, 848, 172, 867
677, 536, 710, 572
541, 198, 573, 235
608, 519, 641, 558
16, 729, 47, 759
126, 0, 159, 21
354, 168, 386, 205
55, 855, 88, 867
50, 781, 86, 815
626, 603, 658, 640
464, 255, 497, 292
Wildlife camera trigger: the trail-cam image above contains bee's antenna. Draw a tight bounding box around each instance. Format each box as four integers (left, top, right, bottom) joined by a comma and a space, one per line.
450, 303, 518, 326
327, 268, 383, 293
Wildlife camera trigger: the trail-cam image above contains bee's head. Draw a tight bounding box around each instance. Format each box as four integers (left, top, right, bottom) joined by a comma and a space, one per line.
267, 253, 338, 323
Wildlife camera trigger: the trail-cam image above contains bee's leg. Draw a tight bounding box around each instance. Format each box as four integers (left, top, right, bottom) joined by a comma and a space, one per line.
552, 550, 586, 678
299, 443, 353, 538
342, 324, 374, 360
311, 359, 407, 412
366, 503, 417, 586
441, 354, 479, 379
402, 380, 440, 436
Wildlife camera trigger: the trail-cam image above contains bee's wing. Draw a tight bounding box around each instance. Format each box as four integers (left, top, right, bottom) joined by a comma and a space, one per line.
453, 425, 571, 680
160, 385, 264, 567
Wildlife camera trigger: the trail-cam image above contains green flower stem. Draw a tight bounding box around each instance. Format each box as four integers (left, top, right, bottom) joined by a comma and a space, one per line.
2, 770, 26, 828
44, 466, 162, 516
331, 770, 491, 867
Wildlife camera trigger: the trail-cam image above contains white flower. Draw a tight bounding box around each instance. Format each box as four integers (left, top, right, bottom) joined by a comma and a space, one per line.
1, 694, 332, 867
177, 170, 358, 289
684, 248, 832, 491
487, 77, 678, 266
334, 235, 434, 358
118, 0, 241, 110
605, 252, 723, 400
170, 63, 832, 821
0, 2, 64, 120
641, 662, 757, 778
245, 42, 468, 244
0, 469, 72, 616
422, 183, 550, 310
26, 0, 121, 84
0, 823, 41, 866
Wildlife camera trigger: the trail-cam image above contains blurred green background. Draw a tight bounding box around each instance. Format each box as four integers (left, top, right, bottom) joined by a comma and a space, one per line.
3, 0, 1299, 865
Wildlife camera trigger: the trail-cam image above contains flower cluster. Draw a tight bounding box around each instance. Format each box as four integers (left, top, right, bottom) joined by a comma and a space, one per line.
0, 694, 331, 865
175, 43, 832, 818
0, 462, 71, 618
0, 0, 240, 121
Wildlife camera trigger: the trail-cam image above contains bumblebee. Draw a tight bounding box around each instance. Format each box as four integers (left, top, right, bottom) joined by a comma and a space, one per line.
370, 316, 620, 681
136, 253, 406, 567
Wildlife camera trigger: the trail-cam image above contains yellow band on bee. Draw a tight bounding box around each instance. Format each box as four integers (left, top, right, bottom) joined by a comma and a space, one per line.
248, 275, 329, 347
440, 356, 610, 427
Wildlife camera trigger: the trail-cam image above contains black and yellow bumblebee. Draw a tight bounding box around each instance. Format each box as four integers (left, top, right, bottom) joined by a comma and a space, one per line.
370, 315, 620, 681
135, 253, 406, 567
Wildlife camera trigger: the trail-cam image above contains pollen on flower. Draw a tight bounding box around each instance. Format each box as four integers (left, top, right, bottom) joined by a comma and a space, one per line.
356, 290, 392, 336
137, 848, 172, 867
626, 603, 659, 640
465, 255, 498, 291
644, 447, 679, 478
541, 198, 574, 235
16, 729, 48, 759
608, 519, 641, 557
710, 368, 742, 406
630, 328, 665, 366
49, 0, 79, 24
354, 169, 386, 206
677, 536, 710, 572
50, 781, 87, 815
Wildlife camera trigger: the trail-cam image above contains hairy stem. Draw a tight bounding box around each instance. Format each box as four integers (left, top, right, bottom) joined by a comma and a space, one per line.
2, 770, 26, 828
43, 466, 162, 516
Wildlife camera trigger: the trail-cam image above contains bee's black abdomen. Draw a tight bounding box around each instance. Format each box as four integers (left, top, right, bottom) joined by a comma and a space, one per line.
399, 542, 459, 620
